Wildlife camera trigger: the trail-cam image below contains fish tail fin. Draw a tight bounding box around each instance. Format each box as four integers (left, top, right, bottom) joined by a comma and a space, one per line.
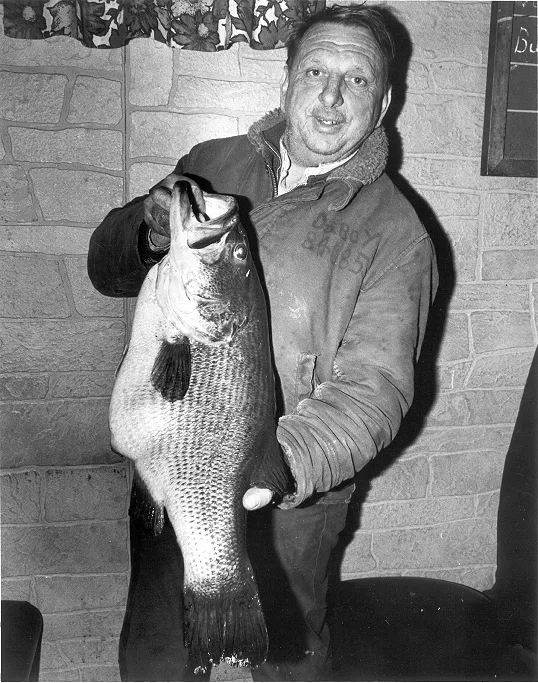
129, 470, 165, 536
184, 575, 268, 673
250, 434, 294, 499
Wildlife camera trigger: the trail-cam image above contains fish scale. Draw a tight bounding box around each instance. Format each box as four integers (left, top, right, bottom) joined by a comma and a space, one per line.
109, 180, 291, 673
152, 338, 268, 575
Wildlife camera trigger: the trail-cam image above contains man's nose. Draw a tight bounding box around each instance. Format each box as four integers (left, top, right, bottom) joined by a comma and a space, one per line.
319, 75, 344, 108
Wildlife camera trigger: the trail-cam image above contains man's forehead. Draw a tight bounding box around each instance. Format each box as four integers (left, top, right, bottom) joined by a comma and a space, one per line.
294, 23, 384, 65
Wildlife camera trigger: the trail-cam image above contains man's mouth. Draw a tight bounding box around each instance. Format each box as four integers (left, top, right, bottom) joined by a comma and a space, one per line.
314, 115, 344, 127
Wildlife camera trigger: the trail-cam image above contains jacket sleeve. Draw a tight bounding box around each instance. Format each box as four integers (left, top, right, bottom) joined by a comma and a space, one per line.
88, 197, 150, 297
276, 233, 438, 508
87, 159, 189, 298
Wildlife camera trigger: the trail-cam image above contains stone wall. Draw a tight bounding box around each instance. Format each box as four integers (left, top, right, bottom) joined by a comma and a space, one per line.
1, 1, 536, 681
0, 15, 130, 681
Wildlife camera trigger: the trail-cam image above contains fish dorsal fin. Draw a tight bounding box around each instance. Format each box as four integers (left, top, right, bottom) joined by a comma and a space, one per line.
150, 336, 191, 401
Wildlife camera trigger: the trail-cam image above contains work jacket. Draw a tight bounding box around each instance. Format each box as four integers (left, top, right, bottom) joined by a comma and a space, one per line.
88, 109, 438, 508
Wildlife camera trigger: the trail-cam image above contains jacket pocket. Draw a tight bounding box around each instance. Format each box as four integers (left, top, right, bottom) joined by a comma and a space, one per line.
295, 352, 320, 403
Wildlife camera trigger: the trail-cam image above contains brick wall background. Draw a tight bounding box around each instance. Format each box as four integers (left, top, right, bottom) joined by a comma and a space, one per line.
1, 1, 536, 680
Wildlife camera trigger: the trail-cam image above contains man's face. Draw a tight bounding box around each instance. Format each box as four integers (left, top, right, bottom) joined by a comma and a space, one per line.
281, 22, 391, 167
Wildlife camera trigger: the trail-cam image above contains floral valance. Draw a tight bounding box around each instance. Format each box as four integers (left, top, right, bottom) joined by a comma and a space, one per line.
3, 0, 326, 51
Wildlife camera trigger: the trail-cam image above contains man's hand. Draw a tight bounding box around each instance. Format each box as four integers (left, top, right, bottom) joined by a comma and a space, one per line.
244, 440, 295, 511
143, 172, 185, 242
242, 487, 274, 511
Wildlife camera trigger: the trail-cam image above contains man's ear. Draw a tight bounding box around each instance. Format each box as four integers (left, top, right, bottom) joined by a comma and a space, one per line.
376, 86, 392, 128
280, 66, 289, 110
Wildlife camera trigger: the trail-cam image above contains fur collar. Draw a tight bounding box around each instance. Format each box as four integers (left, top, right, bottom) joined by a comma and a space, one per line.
247, 108, 388, 186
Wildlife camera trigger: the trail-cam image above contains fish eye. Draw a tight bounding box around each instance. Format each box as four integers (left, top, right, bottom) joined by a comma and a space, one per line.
233, 244, 248, 260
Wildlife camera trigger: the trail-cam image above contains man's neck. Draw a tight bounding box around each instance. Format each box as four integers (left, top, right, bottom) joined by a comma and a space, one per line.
278, 138, 358, 196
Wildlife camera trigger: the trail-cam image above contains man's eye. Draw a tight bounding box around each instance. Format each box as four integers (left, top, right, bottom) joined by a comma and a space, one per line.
307, 69, 323, 77
349, 76, 367, 87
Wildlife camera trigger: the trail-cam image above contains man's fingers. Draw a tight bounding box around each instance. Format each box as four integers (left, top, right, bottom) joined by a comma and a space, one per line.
144, 173, 192, 238
242, 487, 274, 511
154, 172, 186, 192
151, 186, 172, 211
149, 173, 190, 203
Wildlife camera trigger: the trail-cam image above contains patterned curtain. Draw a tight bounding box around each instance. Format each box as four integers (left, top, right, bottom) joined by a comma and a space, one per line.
3, 0, 326, 50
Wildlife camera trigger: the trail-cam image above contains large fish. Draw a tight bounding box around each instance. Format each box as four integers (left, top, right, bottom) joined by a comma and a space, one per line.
109, 180, 291, 672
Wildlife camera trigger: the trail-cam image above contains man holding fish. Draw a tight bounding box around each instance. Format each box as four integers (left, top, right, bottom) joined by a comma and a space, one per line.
89, 4, 438, 681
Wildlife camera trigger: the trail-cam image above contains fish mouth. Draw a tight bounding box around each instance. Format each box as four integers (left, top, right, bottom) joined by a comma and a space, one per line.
187, 214, 239, 251
170, 180, 239, 251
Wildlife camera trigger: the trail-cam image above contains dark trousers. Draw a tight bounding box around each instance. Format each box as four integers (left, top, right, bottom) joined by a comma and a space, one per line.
119, 500, 349, 682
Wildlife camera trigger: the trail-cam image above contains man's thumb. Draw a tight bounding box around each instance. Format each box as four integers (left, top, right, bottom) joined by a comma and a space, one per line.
242, 487, 273, 511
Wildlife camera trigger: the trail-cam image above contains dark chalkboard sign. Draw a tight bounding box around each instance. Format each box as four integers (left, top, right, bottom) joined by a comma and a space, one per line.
482, 1, 537, 177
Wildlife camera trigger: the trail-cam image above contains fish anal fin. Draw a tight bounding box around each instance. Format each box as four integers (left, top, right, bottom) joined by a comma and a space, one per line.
150, 336, 191, 402
129, 470, 165, 536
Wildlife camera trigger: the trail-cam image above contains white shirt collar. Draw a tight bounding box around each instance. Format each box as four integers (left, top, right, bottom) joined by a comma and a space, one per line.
277, 139, 358, 196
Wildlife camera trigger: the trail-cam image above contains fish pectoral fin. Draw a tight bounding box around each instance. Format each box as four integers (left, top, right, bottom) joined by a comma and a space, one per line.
150, 336, 191, 401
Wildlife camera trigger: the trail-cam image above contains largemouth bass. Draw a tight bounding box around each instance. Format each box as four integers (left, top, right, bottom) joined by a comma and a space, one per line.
109, 180, 291, 672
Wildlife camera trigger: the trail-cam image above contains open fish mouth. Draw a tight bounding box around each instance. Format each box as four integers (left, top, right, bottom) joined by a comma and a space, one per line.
187, 214, 239, 251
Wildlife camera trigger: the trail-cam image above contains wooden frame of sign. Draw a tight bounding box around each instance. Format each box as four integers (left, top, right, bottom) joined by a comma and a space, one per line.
481, 1, 537, 177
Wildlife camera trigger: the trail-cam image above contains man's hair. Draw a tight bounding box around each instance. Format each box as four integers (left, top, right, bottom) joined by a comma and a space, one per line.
286, 5, 396, 89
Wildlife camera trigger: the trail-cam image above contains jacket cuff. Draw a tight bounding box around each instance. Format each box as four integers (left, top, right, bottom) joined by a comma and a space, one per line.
276, 422, 316, 509
138, 220, 169, 267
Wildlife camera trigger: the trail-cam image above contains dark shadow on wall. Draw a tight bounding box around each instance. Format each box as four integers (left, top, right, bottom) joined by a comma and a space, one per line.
330, 5, 456, 580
